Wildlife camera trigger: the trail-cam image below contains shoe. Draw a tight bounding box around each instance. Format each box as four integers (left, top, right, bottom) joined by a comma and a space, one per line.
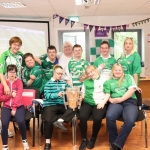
2, 145, 9, 150
53, 121, 67, 131
79, 138, 89, 150
14, 122, 19, 130
120, 124, 136, 129
44, 143, 51, 150
110, 143, 113, 150
112, 144, 121, 150
22, 140, 30, 150
8, 130, 13, 138
87, 137, 96, 149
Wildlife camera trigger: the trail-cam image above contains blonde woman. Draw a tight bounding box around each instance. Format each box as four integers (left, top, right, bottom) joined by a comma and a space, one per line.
79, 65, 109, 150
119, 37, 141, 85
104, 63, 138, 150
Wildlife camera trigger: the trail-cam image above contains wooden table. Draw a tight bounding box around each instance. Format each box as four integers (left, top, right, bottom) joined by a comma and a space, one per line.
139, 77, 150, 100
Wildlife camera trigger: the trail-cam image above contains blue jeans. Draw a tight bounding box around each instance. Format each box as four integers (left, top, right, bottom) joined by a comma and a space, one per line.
106, 98, 138, 149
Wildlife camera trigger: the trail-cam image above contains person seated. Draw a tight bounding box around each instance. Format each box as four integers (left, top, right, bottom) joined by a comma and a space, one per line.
42, 65, 77, 150
0, 65, 29, 150
104, 63, 138, 150
79, 65, 109, 150
64, 44, 89, 87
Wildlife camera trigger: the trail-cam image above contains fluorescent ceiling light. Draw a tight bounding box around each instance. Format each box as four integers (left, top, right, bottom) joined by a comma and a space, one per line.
75, 0, 100, 5
0, 2, 26, 8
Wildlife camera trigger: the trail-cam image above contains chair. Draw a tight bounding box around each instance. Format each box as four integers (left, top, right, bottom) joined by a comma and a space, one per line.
117, 91, 148, 148
10, 88, 40, 147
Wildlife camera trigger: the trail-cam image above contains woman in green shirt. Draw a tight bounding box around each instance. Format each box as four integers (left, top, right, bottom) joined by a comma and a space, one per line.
104, 63, 138, 150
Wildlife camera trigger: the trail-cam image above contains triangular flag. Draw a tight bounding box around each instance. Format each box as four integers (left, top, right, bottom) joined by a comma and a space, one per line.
117, 26, 121, 31
122, 25, 126, 31
65, 18, 69, 26
59, 16, 64, 24
84, 24, 88, 31
135, 22, 137, 26
141, 21, 143, 24
95, 26, 99, 32
132, 23, 134, 26
106, 27, 110, 35
126, 24, 130, 27
71, 21, 75, 28
144, 20, 146, 23
138, 22, 140, 25
111, 26, 116, 32
89, 25, 94, 32
100, 26, 105, 32
53, 14, 58, 19
147, 18, 149, 22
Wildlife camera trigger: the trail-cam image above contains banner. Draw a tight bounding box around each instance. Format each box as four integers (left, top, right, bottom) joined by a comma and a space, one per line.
59, 16, 64, 24
71, 21, 75, 28
122, 25, 126, 31
53, 14, 58, 19
84, 24, 88, 31
95, 26, 99, 32
65, 18, 69, 26
89, 25, 94, 32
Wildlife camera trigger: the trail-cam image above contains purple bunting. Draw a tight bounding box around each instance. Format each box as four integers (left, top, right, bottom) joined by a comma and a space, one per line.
89, 25, 94, 32
106, 27, 110, 35
84, 24, 88, 31
100, 26, 105, 33
71, 20, 75, 28
122, 25, 126, 31
65, 18, 69, 26
95, 26, 99, 32
53, 14, 58, 19
111, 26, 116, 32
59, 16, 64, 24
117, 26, 121, 31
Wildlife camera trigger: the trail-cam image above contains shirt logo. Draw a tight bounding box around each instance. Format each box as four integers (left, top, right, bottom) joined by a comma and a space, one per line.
127, 60, 132, 64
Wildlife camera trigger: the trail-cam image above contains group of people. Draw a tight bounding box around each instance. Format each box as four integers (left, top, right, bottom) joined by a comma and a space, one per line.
0, 36, 141, 150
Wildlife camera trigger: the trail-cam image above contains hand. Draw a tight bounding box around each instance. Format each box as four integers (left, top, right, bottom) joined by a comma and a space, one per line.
12, 91, 17, 97
66, 80, 72, 86
11, 110, 16, 116
30, 75, 36, 80
4, 84, 11, 96
97, 103, 105, 109
78, 96, 83, 102
99, 63, 105, 69
58, 92, 64, 97
136, 87, 142, 93
79, 73, 87, 82
56, 55, 60, 59
109, 97, 122, 104
34, 57, 42, 65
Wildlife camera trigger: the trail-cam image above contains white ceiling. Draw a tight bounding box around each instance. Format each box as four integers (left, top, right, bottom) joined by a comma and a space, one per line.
0, 0, 150, 19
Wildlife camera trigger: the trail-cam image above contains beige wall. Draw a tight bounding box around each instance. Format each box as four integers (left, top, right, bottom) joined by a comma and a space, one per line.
50, 15, 150, 75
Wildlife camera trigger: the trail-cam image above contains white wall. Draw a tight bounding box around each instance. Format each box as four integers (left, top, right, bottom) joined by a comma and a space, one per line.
50, 15, 150, 75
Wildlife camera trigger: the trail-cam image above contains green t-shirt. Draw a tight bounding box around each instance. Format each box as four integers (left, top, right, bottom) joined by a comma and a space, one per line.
0, 48, 23, 78
119, 52, 141, 77
65, 58, 90, 87
22, 65, 44, 93
104, 74, 137, 100
94, 55, 116, 80
82, 76, 106, 106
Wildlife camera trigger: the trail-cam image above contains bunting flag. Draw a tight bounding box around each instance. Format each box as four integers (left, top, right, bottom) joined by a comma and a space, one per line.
65, 18, 69, 26
147, 18, 149, 22
53, 14, 58, 19
106, 27, 110, 35
132, 23, 134, 26
135, 22, 137, 26
138, 22, 140, 25
59, 16, 64, 24
141, 21, 143, 24
89, 25, 94, 32
71, 20, 75, 28
144, 20, 146, 23
122, 25, 126, 31
95, 26, 99, 32
111, 26, 116, 32
117, 26, 121, 31
100, 26, 105, 32
84, 24, 88, 31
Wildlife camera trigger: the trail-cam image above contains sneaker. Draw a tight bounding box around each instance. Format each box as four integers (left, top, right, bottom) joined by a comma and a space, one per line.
22, 140, 30, 150
2, 145, 9, 150
44, 143, 51, 150
53, 121, 67, 131
8, 130, 13, 138
87, 137, 96, 149
120, 124, 136, 129
79, 138, 89, 150
111, 144, 121, 150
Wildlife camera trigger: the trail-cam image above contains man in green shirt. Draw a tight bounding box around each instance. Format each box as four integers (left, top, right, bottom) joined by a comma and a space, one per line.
64, 44, 89, 87
94, 41, 116, 81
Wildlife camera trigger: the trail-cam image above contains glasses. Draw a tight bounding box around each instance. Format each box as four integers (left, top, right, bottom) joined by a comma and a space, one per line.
8, 71, 16, 74
55, 71, 63, 76
12, 43, 21, 48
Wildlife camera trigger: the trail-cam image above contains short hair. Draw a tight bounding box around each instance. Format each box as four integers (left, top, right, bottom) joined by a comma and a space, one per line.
23, 53, 34, 61
72, 44, 82, 51
9, 36, 22, 46
100, 41, 110, 48
85, 65, 99, 76
47, 45, 57, 52
53, 65, 63, 71
62, 41, 73, 52
7, 64, 17, 73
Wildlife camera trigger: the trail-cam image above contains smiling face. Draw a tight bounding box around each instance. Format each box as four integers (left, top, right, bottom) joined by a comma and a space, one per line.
100, 43, 110, 57
25, 56, 35, 68
47, 49, 57, 60
10, 42, 21, 54
63, 43, 72, 56
7, 69, 17, 81
113, 65, 123, 78
85, 66, 99, 80
124, 38, 134, 52
53, 67, 63, 80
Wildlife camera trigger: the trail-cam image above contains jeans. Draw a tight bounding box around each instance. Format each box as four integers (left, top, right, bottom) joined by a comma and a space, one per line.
106, 98, 138, 149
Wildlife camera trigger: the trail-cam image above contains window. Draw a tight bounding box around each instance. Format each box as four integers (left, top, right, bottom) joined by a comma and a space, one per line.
112, 29, 142, 60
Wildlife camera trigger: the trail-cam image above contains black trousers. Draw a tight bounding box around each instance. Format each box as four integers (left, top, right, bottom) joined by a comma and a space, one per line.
42, 104, 77, 139
79, 102, 107, 139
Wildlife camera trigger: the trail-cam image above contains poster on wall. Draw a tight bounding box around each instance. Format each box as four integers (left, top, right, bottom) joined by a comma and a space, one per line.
95, 30, 108, 37
148, 34, 150, 42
